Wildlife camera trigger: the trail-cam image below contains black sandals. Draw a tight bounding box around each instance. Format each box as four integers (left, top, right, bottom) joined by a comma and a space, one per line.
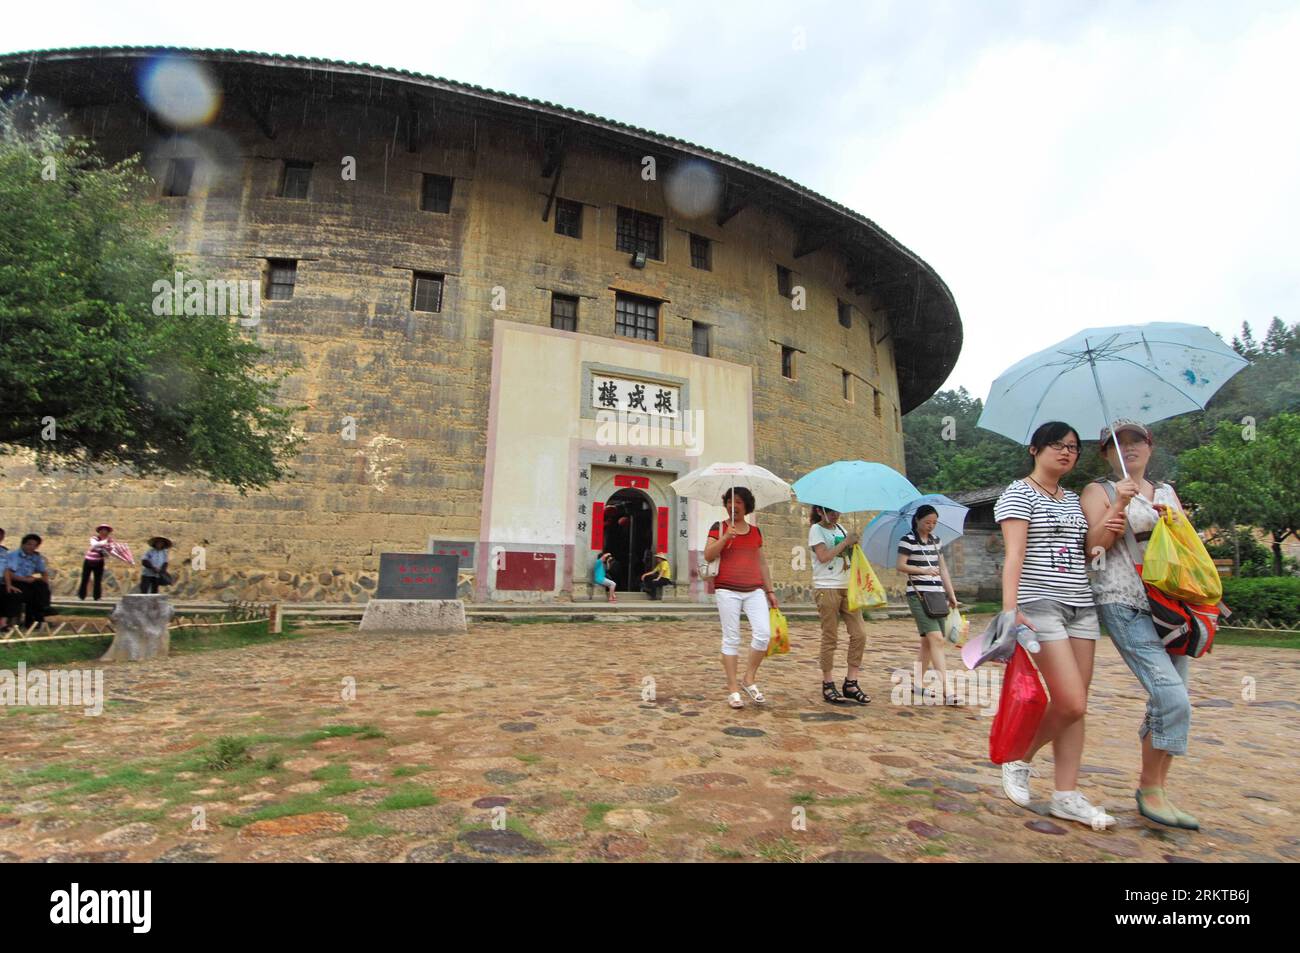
841, 679, 871, 705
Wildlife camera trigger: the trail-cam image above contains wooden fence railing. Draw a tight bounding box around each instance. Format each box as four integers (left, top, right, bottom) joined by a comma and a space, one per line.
0, 601, 280, 644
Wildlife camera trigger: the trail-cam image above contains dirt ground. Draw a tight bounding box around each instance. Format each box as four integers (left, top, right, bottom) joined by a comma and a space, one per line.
1, 614, 1296, 862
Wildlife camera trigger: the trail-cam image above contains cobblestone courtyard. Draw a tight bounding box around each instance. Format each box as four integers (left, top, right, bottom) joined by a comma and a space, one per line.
1, 615, 1296, 862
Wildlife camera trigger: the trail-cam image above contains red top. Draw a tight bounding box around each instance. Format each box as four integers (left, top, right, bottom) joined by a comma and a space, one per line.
708, 520, 766, 592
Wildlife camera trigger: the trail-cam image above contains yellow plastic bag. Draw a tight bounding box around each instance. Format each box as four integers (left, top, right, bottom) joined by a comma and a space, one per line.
847, 545, 888, 612
766, 606, 790, 656
944, 608, 968, 645
1142, 510, 1222, 604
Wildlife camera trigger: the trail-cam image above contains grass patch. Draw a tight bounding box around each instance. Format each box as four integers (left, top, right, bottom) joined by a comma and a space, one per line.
514, 753, 543, 764
295, 724, 385, 745
919, 844, 948, 856
391, 766, 426, 778
1214, 628, 1300, 650
790, 791, 817, 805
14, 763, 96, 787
755, 836, 805, 863
583, 802, 616, 830
376, 786, 439, 811
204, 736, 254, 771
0, 617, 304, 668
876, 785, 933, 800
769, 766, 794, 777
414, 709, 444, 717
707, 843, 744, 859
311, 763, 354, 782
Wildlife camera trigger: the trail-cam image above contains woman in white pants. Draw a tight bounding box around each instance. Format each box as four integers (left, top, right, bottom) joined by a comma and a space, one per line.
703, 486, 778, 709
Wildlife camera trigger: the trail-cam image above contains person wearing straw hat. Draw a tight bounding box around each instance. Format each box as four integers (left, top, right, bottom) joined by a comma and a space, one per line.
704, 486, 778, 710
140, 536, 173, 594
78, 523, 115, 601
1081, 419, 1198, 830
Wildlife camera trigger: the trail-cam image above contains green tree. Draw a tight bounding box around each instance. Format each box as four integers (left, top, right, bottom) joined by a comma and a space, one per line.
1180, 413, 1300, 575
0, 90, 302, 490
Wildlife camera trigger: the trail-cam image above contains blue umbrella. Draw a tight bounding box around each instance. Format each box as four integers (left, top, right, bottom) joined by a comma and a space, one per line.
859, 494, 970, 566
977, 322, 1249, 478
791, 461, 920, 515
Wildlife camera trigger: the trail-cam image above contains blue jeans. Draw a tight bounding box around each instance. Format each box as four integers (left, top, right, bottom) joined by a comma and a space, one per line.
1098, 603, 1192, 755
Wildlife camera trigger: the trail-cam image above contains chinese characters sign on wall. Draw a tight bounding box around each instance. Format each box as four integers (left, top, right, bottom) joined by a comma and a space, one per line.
592, 374, 679, 419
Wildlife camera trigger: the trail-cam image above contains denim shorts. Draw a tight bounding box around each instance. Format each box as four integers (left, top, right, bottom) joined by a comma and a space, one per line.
1019, 599, 1100, 641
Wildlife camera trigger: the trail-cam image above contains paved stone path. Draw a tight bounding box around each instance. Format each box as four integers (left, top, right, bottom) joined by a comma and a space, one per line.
1, 615, 1296, 862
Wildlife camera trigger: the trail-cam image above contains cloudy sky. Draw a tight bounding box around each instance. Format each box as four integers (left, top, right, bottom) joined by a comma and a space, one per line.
6, 0, 1297, 401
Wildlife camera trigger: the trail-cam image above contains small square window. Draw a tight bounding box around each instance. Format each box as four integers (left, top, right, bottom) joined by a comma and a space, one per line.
421, 174, 453, 213
266, 259, 297, 300
551, 293, 578, 331
163, 158, 194, 197
838, 300, 852, 329
690, 234, 712, 271
616, 207, 662, 260
781, 346, 796, 380
692, 321, 711, 357
412, 272, 444, 313
555, 199, 582, 238
615, 293, 659, 341
842, 370, 853, 401
777, 265, 792, 298
280, 161, 312, 199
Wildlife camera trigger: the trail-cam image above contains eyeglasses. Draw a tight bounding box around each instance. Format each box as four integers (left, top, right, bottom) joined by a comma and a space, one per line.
1048, 441, 1081, 455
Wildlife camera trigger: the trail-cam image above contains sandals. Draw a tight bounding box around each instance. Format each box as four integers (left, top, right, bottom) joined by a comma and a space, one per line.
742, 683, 765, 704
841, 679, 870, 705
822, 681, 846, 704
727, 692, 745, 709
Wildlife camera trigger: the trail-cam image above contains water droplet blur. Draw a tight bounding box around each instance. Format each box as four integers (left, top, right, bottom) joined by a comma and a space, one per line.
664, 159, 722, 219
139, 56, 221, 129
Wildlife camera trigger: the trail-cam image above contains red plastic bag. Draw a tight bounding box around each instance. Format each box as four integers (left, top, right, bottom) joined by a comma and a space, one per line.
989, 645, 1048, 765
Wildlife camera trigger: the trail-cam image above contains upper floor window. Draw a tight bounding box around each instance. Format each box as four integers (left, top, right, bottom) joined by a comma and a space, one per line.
421, 174, 453, 213
555, 199, 582, 238
690, 234, 712, 271
781, 345, 796, 380
776, 265, 793, 298
412, 272, 444, 313
838, 299, 852, 329
692, 321, 711, 357
279, 161, 313, 199
615, 292, 659, 341
163, 158, 194, 197
266, 259, 297, 300
551, 293, 578, 331
616, 207, 662, 260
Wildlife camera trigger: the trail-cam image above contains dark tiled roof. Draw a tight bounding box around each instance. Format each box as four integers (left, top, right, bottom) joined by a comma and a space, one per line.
0, 45, 963, 409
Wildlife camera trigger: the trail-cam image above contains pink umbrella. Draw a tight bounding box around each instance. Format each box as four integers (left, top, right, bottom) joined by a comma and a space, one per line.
106, 541, 135, 566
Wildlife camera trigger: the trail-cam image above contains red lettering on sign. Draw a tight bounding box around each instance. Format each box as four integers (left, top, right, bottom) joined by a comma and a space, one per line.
592, 501, 605, 550
658, 506, 668, 550
614, 474, 650, 489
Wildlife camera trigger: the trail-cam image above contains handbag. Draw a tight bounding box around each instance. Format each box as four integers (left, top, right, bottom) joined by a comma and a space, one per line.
697, 522, 722, 579
1096, 479, 1228, 658
918, 589, 950, 619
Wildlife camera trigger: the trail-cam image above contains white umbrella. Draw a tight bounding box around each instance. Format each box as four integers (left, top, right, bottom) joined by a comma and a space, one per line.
670, 462, 792, 512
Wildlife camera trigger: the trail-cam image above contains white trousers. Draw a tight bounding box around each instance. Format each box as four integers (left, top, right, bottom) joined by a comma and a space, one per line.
716, 587, 771, 656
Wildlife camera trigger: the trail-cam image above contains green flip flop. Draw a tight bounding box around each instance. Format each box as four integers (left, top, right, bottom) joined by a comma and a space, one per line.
1135, 787, 1180, 828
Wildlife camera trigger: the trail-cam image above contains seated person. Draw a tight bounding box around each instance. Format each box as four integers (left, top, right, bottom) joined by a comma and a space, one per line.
4, 534, 52, 628
640, 551, 672, 600
591, 551, 617, 603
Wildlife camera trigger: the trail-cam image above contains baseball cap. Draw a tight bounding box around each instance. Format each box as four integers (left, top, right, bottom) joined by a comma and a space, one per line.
1099, 419, 1151, 447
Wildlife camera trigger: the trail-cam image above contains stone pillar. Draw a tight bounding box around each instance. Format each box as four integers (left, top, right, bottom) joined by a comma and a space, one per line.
358, 599, 467, 634
101, 593, 175, 661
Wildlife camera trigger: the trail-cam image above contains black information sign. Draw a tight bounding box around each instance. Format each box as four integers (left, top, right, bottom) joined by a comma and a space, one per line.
376, 552, 459, 600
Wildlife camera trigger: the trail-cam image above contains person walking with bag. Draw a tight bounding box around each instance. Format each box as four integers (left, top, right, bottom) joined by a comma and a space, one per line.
897, 504, 960, 705
995, 421, 1115, 829
704, 487, 777, 710
1081, 419, 1198, 830
808, 505, 870, 704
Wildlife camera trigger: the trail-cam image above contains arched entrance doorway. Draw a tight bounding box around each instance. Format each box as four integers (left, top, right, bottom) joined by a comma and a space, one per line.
600, 488, 655, 594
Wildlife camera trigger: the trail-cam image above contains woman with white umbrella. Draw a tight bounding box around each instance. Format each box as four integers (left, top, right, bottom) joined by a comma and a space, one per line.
702, 486, 779, 709
673, 463, 791, 711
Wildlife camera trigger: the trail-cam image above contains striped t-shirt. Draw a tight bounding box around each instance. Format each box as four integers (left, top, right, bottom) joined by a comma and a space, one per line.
897, 532, 944, 594
993, 479, 1093, 607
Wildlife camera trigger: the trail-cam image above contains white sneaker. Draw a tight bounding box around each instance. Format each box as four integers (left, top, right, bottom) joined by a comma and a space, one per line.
1050, 790, 1116, 829
1002, 760, 1033, 807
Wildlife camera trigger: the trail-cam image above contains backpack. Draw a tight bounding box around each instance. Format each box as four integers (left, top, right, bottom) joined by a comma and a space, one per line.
1094, 478, 1229, 659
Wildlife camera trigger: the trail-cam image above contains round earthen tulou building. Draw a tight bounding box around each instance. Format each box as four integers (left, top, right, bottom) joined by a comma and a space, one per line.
0, 47, 962, 604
